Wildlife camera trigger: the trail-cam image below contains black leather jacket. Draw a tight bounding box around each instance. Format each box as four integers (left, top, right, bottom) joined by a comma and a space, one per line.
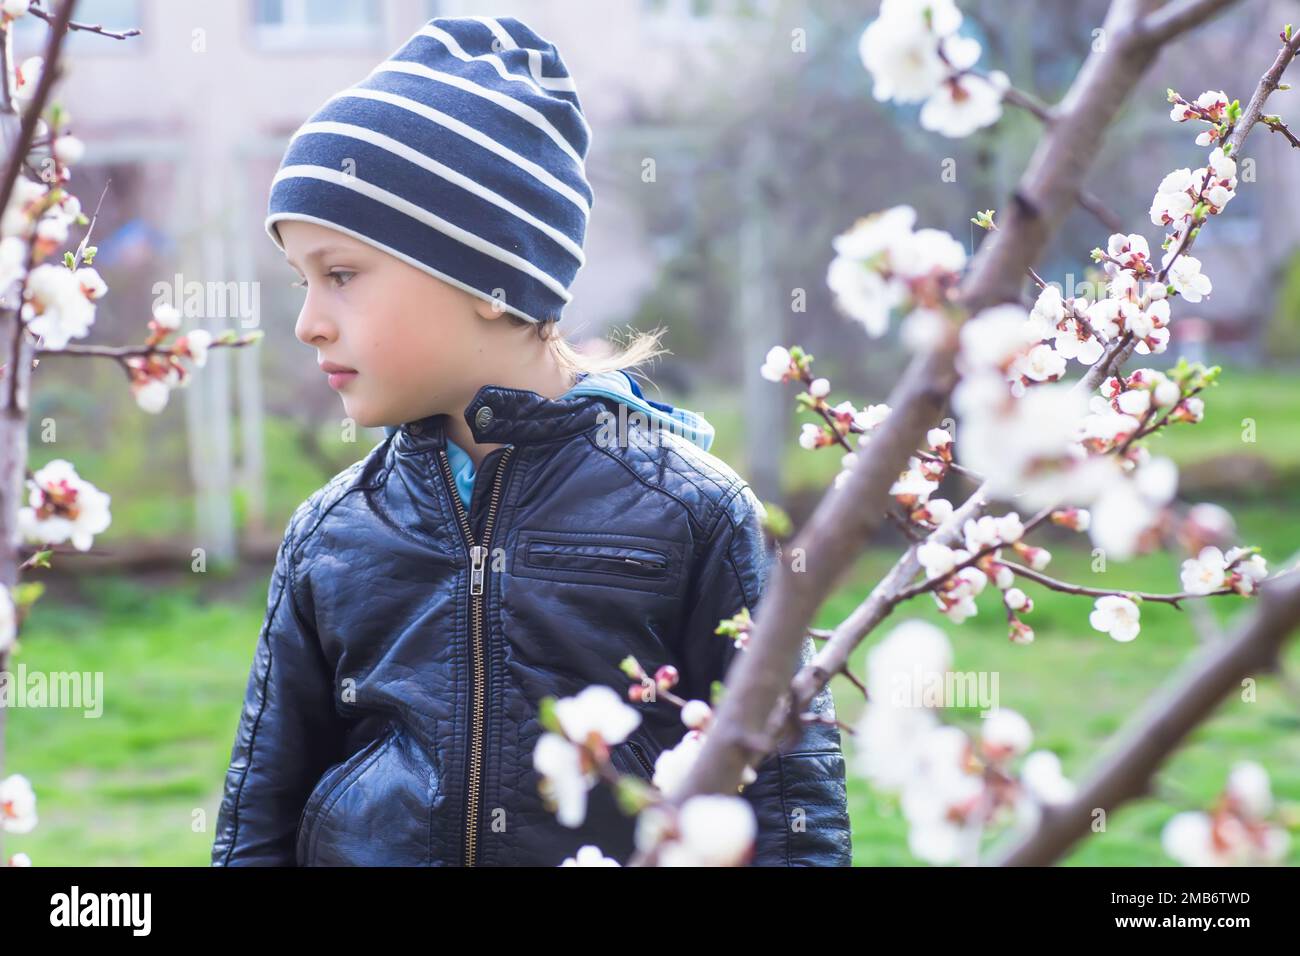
210, 383, 852, 866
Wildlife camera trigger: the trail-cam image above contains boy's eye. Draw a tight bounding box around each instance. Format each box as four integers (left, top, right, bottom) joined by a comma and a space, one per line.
289, 271, 355, 290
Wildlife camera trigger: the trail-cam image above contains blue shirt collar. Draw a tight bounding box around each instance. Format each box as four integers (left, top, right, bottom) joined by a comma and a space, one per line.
387, 369, 715, 508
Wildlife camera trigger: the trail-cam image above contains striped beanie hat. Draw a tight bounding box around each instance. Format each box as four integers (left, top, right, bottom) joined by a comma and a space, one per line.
265, 16, 592, 325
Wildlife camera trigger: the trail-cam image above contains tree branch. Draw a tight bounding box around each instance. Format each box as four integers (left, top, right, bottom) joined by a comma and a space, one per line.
989, 569, 1300, 865
28, 0, 140, 40
1003, 558, 1238, 607
1133, 0, 1247, 45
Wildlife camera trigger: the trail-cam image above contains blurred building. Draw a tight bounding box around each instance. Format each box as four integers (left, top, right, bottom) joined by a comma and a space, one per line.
18, 0, 774, 346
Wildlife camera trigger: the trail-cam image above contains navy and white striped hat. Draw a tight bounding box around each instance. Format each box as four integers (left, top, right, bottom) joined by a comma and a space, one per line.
265, 15, 592, 325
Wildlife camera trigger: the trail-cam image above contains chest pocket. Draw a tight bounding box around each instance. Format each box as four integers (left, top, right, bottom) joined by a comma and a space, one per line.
512, 529, 684, 596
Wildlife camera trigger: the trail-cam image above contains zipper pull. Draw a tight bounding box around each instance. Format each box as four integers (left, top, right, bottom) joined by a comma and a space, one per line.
470, 545, 487, 595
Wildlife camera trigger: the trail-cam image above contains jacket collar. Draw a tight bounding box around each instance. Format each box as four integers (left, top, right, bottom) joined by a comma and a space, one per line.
392, 383, 612, 452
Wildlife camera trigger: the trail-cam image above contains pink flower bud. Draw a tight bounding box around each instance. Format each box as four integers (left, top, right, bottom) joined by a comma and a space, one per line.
655, 664, 679, 690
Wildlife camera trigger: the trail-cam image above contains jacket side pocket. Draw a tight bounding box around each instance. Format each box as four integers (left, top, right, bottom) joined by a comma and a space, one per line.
297, 721, 443, 866
296, 723, 397, 865
610, 737, 658, 783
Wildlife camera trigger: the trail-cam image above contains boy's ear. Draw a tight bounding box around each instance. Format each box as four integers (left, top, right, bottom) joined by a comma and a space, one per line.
472, 295, 509, 321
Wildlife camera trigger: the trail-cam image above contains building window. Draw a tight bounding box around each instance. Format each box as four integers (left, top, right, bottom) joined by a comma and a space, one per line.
251, 0, 383, 52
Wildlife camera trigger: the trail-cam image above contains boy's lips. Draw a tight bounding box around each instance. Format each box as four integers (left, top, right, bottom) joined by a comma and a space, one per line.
319, 361, 358, 390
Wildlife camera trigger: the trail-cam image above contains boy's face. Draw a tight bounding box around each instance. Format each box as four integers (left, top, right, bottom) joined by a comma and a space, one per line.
279, 219, 503, 428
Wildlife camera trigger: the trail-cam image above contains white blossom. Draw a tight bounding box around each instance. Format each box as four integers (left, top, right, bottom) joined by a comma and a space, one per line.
1116, 388, 1152, 417
23, 263, 97, 349
1020, 750, 1076, 805
955, 379, 1091, 509
1167, 254, 1212, 302
759, 345, 792, 383
918, 541, 957, 579
981, 709, 1032, 759
866, 619, 953, 711
554, 684, 641, 748
1225, 547, 1269, 595
958, 304, 1039, 372
52, 134, 85, 166
0, 774, 37, 833
1027, 285, 1066, 338
13, 56, 41, 102
1089, 594, 1141, 642
657, 795, 756, 866
75, 267, 107, 300
1162, 809, 1289, 866
1181, 545, 1227, 594
856, 402, 892, 431
153, 302, 182, 331
890, 227, 967, 279
533, 732, 590, 828
827, 254, 902, 337
919, 70, 1008, 138
1149, 167, 1195, 226
560, 844, 620, 866
831, 204, 916, 260
1153, 378, 1182, 407
923, 497, 954, 525
1208, 145, 1236, 180
890, 457, 940, 503
1004, 587, 1029, 611
17, 458, 111, 552
680, 699, 712, 730
183, 328, 213, 368
1088, 457, 1178, 561
1225, 760, 1273, 820
1014, 342, 1067, 382
926, 427, 952, 450
133, 379, 171, 415
857, 0, 960, 104
2, 176, 47, 238
1053, 320, 1105, 367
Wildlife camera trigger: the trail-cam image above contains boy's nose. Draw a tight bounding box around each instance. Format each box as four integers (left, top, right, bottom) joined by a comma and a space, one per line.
294, 299, 336, 347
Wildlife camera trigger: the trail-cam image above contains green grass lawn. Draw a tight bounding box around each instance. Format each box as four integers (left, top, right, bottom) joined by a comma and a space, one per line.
2, 364, 1297, 865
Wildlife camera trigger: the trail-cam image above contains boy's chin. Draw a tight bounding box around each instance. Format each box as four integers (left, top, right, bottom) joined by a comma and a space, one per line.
339, 399, 382, 430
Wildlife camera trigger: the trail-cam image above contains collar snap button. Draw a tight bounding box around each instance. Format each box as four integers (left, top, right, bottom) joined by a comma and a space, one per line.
475, 405, 494, 430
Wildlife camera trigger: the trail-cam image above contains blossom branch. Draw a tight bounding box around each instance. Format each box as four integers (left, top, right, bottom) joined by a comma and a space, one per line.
988, 569, 1300, 865
0, 0, 73, 221
1002, 559, 1235, 608
996, 76, 1054, 123
893, 506, 1054, 603
35, 336, 256, 366
1159, 25, 1300, 282
635, 0, 1276, 867
1261, 113, 1300, 148
27, 0, 140, 40
790, 483, 991, 714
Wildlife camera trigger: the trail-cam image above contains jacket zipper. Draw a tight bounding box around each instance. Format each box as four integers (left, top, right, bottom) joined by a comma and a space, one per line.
436, 443, 514, 868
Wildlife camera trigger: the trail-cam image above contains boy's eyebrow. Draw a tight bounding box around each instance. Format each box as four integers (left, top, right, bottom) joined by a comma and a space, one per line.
283, 245, 352, 270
